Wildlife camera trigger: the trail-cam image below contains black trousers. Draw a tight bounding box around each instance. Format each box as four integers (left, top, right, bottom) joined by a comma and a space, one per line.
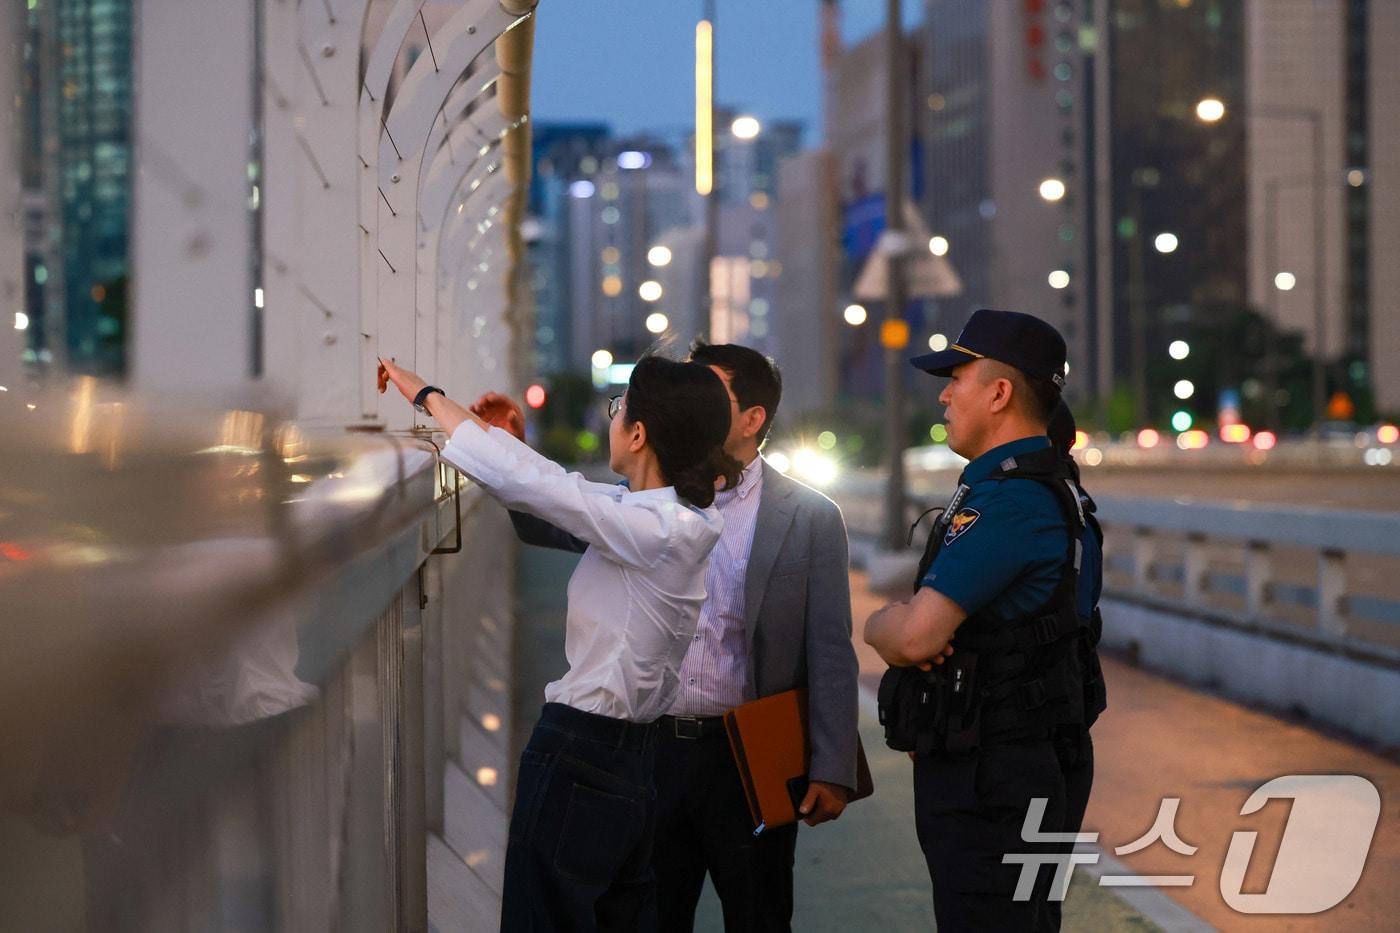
501, 703, 660, 932
913, 728, 1094, 933
649, 721, 799, 932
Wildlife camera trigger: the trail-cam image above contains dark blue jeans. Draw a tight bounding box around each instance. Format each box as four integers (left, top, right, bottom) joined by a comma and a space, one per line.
501, 703, 659, 932
650, 721, 798, 932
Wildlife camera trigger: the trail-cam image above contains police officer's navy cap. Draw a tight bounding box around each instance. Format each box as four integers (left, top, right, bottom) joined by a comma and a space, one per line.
910, 308, 1068, 389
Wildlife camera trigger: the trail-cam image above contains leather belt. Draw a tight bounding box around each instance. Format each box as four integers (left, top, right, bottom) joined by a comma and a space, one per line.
659, 714, 727, 741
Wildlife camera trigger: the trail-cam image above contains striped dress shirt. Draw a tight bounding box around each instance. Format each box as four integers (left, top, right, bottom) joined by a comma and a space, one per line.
667, 455, 765, 717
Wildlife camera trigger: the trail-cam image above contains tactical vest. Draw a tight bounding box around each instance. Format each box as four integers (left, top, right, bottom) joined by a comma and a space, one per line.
878, 447, 1107, 755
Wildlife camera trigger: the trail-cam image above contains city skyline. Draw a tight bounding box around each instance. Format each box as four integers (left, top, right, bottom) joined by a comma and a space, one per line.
531, 1, 920, 144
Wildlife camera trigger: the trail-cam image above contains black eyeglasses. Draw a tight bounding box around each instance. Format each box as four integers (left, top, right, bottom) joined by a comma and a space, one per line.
608, 395, 623, 419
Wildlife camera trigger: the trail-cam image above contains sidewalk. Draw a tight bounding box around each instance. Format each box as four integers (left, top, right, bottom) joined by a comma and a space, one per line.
513, 549, 1398, 930
843, 569, 1399, 932
693, 572, 1176, 932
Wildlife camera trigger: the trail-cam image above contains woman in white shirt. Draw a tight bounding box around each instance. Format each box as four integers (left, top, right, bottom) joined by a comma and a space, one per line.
378, 355, 740, 932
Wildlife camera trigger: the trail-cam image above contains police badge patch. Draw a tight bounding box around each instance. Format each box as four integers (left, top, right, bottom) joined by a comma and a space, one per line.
943, 508, 981, 545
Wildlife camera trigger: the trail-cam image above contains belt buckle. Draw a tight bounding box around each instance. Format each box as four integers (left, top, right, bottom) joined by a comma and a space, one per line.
671, 716, 704, 740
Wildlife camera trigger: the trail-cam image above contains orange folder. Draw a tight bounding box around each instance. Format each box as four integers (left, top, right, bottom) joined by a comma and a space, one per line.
723, 688, 875, 833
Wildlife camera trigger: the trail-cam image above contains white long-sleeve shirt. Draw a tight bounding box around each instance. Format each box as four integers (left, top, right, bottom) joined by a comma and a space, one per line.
441, 422, 723, 722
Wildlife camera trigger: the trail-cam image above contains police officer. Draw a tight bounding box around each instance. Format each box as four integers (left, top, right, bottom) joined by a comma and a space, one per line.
865, 308, 1105, 932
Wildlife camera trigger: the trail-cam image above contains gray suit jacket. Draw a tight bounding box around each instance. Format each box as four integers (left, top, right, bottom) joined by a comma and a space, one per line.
508, 461, 861, 788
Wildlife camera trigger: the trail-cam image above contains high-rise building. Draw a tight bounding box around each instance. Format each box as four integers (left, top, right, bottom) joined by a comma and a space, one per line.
1372, 2, 1400, 413
1101, 0, 1396, 423
824, 25, 929, 403
527, 123, 610, 374
1097, 0, 1247, 422
919, 0, 1398, 423
26, 0, 134, 376
771, 148, 842, 419
562, 139, 696, 368
715, 108, 803, 208
921, 0, 1098, 403
1240, 0, 1399, 417
532, 112, 799, 377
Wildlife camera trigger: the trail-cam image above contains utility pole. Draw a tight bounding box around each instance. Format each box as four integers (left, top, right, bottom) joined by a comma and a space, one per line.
880, 0, 908, 551
1308, 111, 1326, 429
1264, 178, 1281, 430
1127, 181, 1148, 427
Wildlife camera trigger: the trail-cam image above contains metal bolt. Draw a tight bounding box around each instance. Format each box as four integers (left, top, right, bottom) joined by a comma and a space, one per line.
321, 44, 336, 58
467, 25, 476, 35
391, 172, 401, 184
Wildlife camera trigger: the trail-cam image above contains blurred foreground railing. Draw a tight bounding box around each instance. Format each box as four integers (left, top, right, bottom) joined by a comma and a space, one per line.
1, 387, 516, 931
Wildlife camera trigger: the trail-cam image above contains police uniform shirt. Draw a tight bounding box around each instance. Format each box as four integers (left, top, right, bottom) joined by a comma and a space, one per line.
921, 436, 1103, 625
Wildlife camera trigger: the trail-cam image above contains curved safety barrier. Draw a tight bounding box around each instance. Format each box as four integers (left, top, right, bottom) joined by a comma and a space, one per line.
0, 2, 541, 930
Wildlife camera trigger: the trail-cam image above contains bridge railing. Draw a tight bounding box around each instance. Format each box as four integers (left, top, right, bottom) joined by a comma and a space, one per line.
837, 471, 1400, 743
1094, 496, 1400, 669
1, 1, 541, 930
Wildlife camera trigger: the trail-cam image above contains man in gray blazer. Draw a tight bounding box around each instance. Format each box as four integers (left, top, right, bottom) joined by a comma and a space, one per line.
479, 342, 859, 931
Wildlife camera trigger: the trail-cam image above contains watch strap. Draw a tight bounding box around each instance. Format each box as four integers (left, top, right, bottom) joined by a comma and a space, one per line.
413, 385, 445, 412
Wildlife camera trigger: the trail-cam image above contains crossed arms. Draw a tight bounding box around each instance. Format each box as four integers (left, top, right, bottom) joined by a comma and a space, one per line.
863, 586, 964, 669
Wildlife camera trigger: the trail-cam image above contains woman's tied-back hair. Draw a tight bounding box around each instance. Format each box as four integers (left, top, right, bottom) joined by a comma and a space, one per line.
623, 355, 742, 508
1046, 399, 1084, 481
1047, 398, 1077, 458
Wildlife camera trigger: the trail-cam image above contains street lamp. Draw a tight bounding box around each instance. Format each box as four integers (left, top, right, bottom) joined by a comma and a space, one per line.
1197, 97, 1328, 430
1153, 232, 1179, 254
731, 115, 761, 140
647, 245, 672, 267
843, 303, 868, 326
1195, 97, 1226, 123
928, 235, 949, 257
1038, 178, 1067, 202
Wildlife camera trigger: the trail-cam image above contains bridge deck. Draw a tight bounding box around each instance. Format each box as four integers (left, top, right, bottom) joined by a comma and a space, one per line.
511, 547, 1398, 931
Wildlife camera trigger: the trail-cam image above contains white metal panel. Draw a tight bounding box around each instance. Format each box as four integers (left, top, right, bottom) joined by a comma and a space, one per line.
374, 1, 519, 430
358, 1, 431, 422
0, 1, 23, 386
261, 0, 375, 422
129, 0, 256, 391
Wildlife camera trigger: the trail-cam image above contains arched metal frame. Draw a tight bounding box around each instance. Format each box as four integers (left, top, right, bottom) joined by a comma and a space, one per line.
0, 4, 540, 927
363, 1, 534, 430
256, 0, 534, 425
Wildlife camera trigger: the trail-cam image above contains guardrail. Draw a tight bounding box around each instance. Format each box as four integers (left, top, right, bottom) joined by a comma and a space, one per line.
2, 0, 539, 928
0, 383, 521, 931
833, 472, 1400, 744
1094, 496, 1400, 669
831, 472, 1400, 667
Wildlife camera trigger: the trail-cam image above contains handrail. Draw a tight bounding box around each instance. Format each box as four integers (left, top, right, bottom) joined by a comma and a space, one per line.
1094, 495, 1400, 557
1091, 495, 1400, 662
0, 387, 456, 813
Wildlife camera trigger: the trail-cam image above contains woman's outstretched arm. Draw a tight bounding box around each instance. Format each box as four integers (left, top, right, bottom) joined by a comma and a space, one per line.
377, 357, 482, 435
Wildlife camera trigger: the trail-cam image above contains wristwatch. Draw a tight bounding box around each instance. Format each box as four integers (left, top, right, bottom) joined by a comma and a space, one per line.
412, 385, 446, 413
